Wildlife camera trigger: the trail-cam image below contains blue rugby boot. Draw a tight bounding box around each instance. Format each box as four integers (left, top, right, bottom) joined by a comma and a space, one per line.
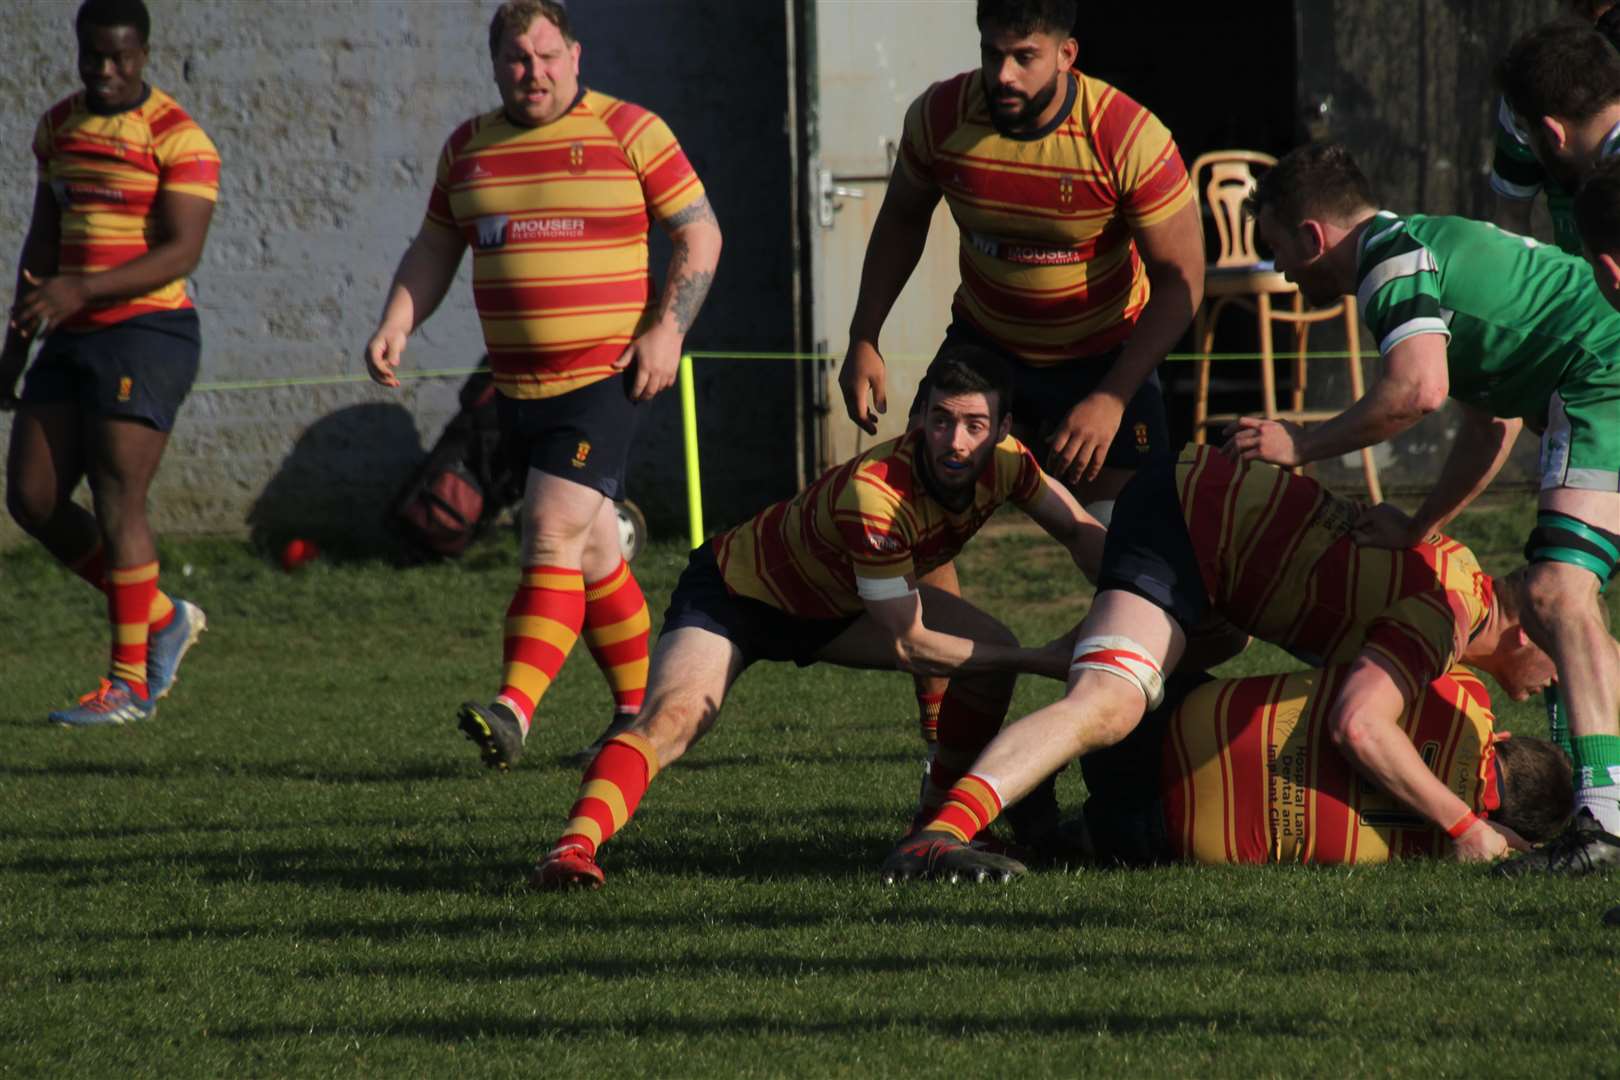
146, 599, 208, 700
50, 678, 157, 727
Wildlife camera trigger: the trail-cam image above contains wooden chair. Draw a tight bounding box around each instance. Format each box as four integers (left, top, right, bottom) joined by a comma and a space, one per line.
1188, 150, 1381, 503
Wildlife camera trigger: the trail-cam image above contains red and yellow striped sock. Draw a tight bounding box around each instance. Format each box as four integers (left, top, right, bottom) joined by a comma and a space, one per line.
107, 561, 159, 698
551, 732, 661, 859
582, 559, 651, 716
916, 686, 945, 744
497, 565, 585, 731
926, 773, 1004, 844
69, 544, 176, 632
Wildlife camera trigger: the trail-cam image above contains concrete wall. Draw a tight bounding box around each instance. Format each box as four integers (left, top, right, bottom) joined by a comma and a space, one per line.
0, 0, 797, 552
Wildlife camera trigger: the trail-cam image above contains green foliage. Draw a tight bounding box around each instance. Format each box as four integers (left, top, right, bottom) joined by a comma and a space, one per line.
1, 509, 1615, 1077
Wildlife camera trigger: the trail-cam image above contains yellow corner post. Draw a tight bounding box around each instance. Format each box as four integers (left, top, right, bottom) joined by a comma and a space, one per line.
679, 353, 704, 548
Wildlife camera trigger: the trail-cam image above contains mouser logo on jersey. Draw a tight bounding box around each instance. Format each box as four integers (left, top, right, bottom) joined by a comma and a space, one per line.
473, 214, 587, 249
966, 230, 1086, 266
51, 179, 125, 206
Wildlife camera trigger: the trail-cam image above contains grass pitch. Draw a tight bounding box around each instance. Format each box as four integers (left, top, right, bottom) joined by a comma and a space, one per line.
2, 499, 1618, 1077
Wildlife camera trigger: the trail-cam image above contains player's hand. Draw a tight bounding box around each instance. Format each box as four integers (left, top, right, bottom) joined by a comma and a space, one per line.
1047, 391, 1124, 486
1221, 416, 1306, 467
1351, 503, 1426, 549
839, 339, 888, 435
11, 269, 87, 340
1450, 817, 1528, 862
614, 323, 682, 402
363, 325, 407, 388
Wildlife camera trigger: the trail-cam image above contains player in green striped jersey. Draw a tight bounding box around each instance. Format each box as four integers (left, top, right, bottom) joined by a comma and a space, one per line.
1490, 7, 1620, 249
1227, 142, 1620, 876
1492, 21, 1620, 253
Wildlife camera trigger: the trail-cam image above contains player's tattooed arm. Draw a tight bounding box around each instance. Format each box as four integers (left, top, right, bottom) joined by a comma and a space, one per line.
660, 196, 722, 333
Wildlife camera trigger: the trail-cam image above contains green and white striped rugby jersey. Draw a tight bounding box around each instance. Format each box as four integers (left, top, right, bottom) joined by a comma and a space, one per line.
1355, 210, 1620, 419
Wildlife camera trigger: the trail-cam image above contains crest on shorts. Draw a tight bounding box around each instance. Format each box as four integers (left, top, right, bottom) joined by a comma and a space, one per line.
572, 440, 591, 468
1058, 175, 1075, 209
568, 141, 587, 174
1133, 421, 1149, 450
117, 377, 133, 403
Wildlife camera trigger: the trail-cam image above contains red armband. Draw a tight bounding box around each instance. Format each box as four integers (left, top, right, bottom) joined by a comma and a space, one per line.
1445, 810, 1480, 839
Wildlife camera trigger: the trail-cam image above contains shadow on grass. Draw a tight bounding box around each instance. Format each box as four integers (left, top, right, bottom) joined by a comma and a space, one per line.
204, 1006, 1318, 1043
0, 759, 472, 784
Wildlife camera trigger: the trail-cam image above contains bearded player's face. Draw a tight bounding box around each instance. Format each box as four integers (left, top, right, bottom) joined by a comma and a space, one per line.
493, 15, 581, 128
77, 24, 147, 112
922, 389, 1009, 495
978, 23, 1075, 135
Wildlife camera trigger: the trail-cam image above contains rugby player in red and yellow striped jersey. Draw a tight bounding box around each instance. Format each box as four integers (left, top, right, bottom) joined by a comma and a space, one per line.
840, 0, 1203, 500
531, 346, 1108, 890
886, 446, 1561, 883
363, 1, 721, 769
1077, 666, 1573, 867
3, 0, 216, 727
836, 0, 1204, 755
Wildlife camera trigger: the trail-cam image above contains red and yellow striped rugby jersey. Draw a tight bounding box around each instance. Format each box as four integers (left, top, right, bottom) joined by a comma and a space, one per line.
424, 90, 704, 399
32, 86, 220, 331
1163, 665, 1499, 864
897, 70, 1191, 365
715, 431, 1046, 619
1176, 446, 1492, 702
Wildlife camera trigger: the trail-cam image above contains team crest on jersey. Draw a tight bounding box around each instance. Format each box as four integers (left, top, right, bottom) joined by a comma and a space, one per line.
116, 377, 133, 403
571, 440, 591, 468
1058, 176, 1075, 210
568, 141, 587, 174
1133, 421, 1149, 450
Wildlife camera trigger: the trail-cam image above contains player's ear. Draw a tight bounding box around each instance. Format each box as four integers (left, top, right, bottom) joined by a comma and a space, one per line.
1300, 219, 1328, 259
1539, 115, 1568, 152
1514, 626, 1532, 648
1056, 35, 1078, 71
1598, 252, 1620, 291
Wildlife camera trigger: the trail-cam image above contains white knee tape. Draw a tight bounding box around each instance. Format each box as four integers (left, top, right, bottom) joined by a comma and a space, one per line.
1070, 635, 1165, 710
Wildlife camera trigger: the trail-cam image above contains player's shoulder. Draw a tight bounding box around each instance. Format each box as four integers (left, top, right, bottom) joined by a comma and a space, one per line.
441, 109, 505, 158
589, 90, 667, 144
41, 91, 82, 130
1076, 73, 1156, 144
909, 70, 977, 140
142, 87, 211, 141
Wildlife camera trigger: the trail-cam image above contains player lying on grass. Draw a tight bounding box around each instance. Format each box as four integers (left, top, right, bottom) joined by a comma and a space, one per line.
529, 344, 1107, 890
1223, 142, 1620, 875
1073, 666, 1572, 869
882, 446, 1562, 883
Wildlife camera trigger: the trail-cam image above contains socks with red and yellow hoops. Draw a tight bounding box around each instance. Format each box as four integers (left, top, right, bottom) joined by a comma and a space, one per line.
925, 773, 1006, 844
582, 558, 651, 718
914, 691, 1005, 830
106, 561, 160, 699
915, 687, 945, 745
68, 543, 176, 633
551, 732, 661, 859
496, 565, 585, 733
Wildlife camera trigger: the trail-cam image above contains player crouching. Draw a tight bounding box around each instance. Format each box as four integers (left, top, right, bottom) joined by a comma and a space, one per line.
533, 345, 1106, 889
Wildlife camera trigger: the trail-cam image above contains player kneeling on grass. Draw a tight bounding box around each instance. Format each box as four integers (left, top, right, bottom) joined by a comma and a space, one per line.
883, 446, 1564, 883
532, 345, 1106, 890
1074, 667, 1572, 867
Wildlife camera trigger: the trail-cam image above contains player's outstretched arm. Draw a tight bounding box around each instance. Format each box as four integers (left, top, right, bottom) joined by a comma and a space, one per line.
861, 582, 1069, 680
616, 195, 723, 403
1020, 475, 1105, 583
1327, 652, 1526, 862
1, 183, 60, 408
839, 167, 941, 435
364, 224, 467, 389
1222, 332, 1451, 467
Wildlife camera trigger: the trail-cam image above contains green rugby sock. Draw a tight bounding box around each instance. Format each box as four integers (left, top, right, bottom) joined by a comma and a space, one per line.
1572, 734, 1620, 834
